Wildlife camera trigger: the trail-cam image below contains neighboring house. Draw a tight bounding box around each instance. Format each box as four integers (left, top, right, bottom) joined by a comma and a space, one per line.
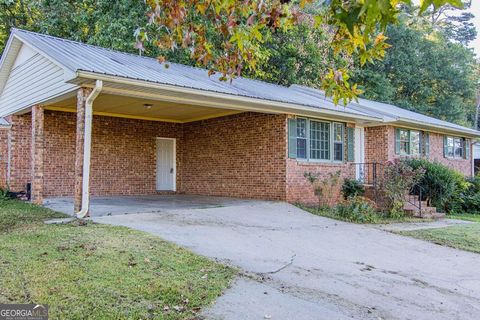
0, 29, 478, 212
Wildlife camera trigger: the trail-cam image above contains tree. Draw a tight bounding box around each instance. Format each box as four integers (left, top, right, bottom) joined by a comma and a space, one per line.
140, 0, 462, 105
0, 0, 151, 55
354, 22, 479, 127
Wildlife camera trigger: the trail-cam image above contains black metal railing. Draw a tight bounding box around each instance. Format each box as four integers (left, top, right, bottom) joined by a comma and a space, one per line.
406, 183, 427, 217
350, 162, 384, 187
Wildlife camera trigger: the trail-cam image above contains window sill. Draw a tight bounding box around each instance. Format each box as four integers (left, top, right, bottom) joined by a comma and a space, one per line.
294, 160, 346, 166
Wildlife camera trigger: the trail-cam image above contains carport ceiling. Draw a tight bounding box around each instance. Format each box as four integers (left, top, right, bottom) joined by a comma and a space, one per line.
46, 93, 242, 123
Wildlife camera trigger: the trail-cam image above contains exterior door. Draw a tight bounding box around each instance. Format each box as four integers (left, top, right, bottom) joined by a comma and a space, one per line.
354, 127, 365, 181
156, 138, 176, 191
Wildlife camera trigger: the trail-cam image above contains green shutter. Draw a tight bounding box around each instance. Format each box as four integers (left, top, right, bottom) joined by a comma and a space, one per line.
424, 132, 430, 158
443, 136, 448, 158
288, 118, 297, 159
465, 138, 471, 159
347, 127, 355, 162
395, 128, 400, 155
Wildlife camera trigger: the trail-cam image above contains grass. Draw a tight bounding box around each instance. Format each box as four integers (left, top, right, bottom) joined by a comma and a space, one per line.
0, 199, 235, 319
399, 223, 480, 254
447, 214, 480, 223
300, 205, 430, 224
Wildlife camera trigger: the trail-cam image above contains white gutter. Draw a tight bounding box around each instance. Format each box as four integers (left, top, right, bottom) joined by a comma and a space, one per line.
75, 80, 103, 218
75, 71, 383, 123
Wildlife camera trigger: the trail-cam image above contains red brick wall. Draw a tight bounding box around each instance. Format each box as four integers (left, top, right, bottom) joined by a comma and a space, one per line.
181, 112, 287, 200
286, 160, 355, 205
365, 125, 472, 176
8, 114, 32, 192
0, 128, 9, 188
43, 110, 183, 197
427, 132, 472, 176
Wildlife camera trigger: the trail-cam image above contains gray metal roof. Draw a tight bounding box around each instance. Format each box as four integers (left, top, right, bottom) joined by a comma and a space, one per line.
7, 28, 480, 136
0, 117, 10, 126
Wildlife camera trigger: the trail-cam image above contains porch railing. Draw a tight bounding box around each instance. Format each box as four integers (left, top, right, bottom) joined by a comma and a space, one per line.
350, 162, 384, 187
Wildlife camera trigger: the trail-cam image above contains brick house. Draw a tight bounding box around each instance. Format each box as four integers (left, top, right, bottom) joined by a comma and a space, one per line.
0, 29, 478, 215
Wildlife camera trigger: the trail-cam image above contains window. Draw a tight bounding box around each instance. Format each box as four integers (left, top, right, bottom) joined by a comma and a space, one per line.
333, 123, 344, 161
292, 118, 345, 162
296, 118, 307, 159
395, 128, 426, 157
444, 136, 467, 159
410, 131, 421, 156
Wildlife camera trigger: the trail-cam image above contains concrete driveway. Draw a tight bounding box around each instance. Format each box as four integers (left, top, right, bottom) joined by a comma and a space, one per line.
93, 201, 480, 320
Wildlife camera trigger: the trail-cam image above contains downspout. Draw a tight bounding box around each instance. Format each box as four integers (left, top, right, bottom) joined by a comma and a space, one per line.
76, 80, 103, 218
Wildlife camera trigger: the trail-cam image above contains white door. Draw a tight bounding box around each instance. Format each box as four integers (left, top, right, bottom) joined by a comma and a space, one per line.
156, 138, 176, 191
354, 127, 365, 181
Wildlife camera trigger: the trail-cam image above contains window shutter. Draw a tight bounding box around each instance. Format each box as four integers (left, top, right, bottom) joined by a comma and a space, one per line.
288, 118, 297, 159
395, 128, 400, 155
347, 127, 355, 162
443, 136, 448, 158
424, 133, 430, 157
465, 138, 471, 160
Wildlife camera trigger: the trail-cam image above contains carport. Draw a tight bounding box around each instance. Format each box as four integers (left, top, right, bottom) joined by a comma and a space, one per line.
44, 194, 259, 217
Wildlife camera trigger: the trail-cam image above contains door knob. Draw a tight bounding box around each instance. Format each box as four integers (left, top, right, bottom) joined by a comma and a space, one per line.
170, 168, 174, 173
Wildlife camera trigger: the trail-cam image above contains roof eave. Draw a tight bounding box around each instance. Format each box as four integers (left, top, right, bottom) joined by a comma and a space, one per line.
395, 118, 480, 138
74, 71, 384, 123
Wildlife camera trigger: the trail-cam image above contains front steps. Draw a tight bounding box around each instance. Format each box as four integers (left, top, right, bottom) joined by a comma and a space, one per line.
364, 186, 445, 219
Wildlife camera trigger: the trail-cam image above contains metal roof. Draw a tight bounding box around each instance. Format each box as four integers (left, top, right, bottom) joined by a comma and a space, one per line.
0, 118, 10, 126
5, 28, 480, 136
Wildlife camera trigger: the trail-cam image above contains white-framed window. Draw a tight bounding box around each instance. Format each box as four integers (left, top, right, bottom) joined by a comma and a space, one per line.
296, 118, 307, 159
333, 123, 344, 161
395, 128, 427, 157
444, 136, 468, 159
293, 118, 344, 162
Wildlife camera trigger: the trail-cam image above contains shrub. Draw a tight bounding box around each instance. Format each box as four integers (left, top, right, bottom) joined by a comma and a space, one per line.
0, 188, 13, 201
405, 159, 467, 213
379, 159, 424, 217
335, 196, 378, 223
304, 171, 342, 208
459, 176, 480, 214
341, 178, 365, 199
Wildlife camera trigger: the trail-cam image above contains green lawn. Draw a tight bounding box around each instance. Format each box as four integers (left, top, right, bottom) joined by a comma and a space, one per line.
447, 214, 480, 223
399, 223, 480, 254
0, 199, 235, 319
300, 205, 431, 224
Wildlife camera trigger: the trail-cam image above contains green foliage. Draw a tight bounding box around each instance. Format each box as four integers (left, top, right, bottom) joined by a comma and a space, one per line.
335, 197, 378, 223
304, 170, 342, 208
0, 0, 153, 55
405, 158, 467, 213
0, 187, 12, 201
341, 178, 365, 200
458, 176, 480, 214
379, 159, 425, 217
354, 19, 478, 127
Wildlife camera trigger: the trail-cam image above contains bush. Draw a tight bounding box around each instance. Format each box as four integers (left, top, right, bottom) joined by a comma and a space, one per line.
379, 159, 424, 217
405, 159, 467, 213
335, 196, 378, 223
0, 188, 13, 201
341, 179, 365, 199
459, 176, 480, 214
304, 171, 342, 208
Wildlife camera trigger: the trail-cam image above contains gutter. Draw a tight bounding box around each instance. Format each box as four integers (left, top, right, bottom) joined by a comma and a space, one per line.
75, 71, 383, 123
75, 80, 103, 218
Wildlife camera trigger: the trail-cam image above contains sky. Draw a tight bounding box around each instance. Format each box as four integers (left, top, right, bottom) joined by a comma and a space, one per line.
471, 1, 480, 55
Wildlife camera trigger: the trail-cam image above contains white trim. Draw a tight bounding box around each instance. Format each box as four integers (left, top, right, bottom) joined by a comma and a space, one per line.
156, 137, 176, 192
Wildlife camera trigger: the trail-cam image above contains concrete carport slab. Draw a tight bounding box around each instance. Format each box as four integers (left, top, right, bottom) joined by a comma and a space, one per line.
44, 194, 261, 216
